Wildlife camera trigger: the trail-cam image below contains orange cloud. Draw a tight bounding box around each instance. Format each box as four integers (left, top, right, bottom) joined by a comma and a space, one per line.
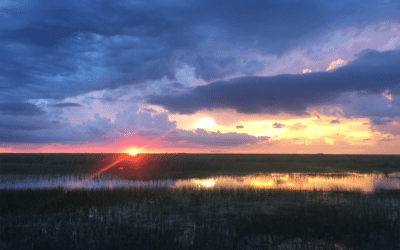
326, 59, 347, 71
382, 90, 393, 100
302, 68, 312, 74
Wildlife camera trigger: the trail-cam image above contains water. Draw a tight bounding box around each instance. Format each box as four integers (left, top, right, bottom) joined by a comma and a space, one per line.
1, 172, 400, 193
0, 174, 175, 189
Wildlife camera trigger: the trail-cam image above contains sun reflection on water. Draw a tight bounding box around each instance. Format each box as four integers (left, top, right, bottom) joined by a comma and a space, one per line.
192, 179, 216, 188
1, 172, 400, 193
172, 172, 400, 193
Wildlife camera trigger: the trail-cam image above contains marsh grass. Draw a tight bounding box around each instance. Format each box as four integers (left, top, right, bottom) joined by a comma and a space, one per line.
1, 154, 400, 178
1, 188, 399, 249
1, 153, 399, 249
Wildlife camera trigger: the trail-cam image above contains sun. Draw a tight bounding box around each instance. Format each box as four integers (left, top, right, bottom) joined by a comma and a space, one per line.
128, 150, 139, 156
125, 148, 140, 156
193, 117, 217, 129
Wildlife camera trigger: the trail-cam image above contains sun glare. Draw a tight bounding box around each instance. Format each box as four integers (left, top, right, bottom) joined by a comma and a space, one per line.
127, 149, 140, 156
193, 118, 217, 129
128, 150, 138, 156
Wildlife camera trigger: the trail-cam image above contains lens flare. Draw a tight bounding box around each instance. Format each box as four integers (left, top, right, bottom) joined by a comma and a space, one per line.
71, 129, 177, 188
73, 157, 126, 188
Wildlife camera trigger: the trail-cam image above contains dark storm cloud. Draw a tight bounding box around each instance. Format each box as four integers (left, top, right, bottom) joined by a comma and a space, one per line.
0, 102, 67, 141
2, 0, 400, 145
0, 117, 58, 131
0, 114, 76, 143
0, 102, 45, 116
1, 0, 400, 102
2, 25, 79, 47
0, 126, 88, 143
51, 102, 82, 108
149, 49, 400, 115
0, 103, 91, 143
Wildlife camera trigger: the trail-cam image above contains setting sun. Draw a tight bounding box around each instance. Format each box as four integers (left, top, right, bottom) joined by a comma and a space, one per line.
126, 149, 140, 156
193, 118, 217, 129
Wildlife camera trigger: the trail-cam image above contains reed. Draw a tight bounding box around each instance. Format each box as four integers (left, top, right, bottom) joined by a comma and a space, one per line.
1, 188, 399, 249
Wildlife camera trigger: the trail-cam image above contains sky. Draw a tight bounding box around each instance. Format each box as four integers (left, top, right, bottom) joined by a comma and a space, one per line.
1, 0, 400, 154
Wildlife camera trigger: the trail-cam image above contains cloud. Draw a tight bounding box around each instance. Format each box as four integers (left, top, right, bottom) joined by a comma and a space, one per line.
149, 49, 400, 116
242, 58, 267, 75
0, 116, 59, 131
164, 128, 269, 147
236, 125, 244, 129
2, 0, 400, 103
339, 91, 400, 119
272, 122, 285, 129
382, 90, 393, 100
289, 123, 307, 131
370, 117, 392, 125
51, 102, 82, 108
371, 118, 400, 135
114, 105, 176, 135
2, 1, 400, 148
0, 116, 80, 143
303, 69, 312, 74
84, 113, 115, 138
326, 59, 347, 71
0, 102, 45, 116
330, 119, 341, 124
143, 108, 158, 114
0, 104, 176, 143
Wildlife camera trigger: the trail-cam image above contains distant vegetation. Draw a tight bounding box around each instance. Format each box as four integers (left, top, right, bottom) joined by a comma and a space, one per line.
1, 153, 400, 179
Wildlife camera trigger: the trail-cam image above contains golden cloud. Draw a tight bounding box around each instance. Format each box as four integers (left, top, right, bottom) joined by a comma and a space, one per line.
326, 59, 347, 71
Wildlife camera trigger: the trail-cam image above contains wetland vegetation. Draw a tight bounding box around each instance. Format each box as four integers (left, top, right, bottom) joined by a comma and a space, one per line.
1, 154, 400, 249
1, 153, 400, 177
1, 188, 400, 249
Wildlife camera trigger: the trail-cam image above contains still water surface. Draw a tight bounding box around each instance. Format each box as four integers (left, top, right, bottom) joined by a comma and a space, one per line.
1, 172, 400, 193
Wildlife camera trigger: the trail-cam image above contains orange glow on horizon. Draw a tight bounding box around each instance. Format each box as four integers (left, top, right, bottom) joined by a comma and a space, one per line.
1, 112, 399, 154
